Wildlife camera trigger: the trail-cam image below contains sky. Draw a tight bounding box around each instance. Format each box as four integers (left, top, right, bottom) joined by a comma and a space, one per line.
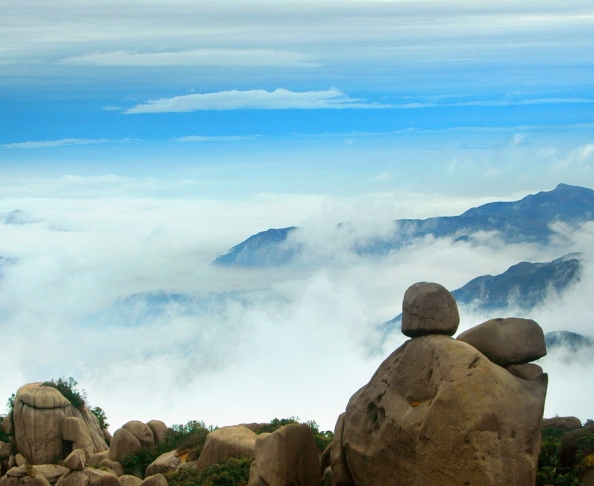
1, 0, 594, 432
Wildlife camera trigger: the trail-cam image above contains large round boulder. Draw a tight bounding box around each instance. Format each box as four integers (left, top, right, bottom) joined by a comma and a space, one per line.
330, 334, 547, 486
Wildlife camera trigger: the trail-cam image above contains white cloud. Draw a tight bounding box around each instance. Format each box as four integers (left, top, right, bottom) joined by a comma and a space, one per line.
124, 88, 392, 114
1, 175, 594, 432
174, 135, 257, 143
2, 138, 134, 149
61, 49, 320, 68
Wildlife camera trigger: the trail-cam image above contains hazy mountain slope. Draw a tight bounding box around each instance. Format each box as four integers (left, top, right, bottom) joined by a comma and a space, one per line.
383, 254, 582, 329
213, 184, 594, 267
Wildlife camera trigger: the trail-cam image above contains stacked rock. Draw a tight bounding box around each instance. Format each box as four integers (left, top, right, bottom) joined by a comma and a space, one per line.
328, 282, 548, 486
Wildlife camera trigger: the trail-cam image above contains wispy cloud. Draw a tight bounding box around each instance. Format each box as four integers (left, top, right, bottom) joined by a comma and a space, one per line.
61, 49, 320, 68
124, 88, 393, 114
2, 138, 135, 149
174, 135, 258, 143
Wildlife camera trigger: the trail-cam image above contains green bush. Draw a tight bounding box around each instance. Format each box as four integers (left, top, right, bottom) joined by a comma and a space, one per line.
165, 457, 252, 486
42, 377, 87, 411
120, 420, 213, 477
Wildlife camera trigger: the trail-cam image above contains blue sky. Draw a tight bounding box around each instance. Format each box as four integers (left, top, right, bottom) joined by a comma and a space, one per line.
2, 0, 594, 197
1, 1, 594, 431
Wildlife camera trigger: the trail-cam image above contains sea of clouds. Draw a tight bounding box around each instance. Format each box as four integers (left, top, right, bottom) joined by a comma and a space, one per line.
0, 178, 592, 432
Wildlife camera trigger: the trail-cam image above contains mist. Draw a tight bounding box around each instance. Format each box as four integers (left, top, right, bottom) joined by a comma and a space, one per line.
0, 181, 593, 432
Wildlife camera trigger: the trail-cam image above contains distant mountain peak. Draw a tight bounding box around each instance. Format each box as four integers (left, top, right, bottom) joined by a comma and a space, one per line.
213, 184, 594, 267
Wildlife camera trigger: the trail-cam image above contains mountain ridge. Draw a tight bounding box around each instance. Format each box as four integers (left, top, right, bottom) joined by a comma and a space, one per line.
213, 183, 594, 267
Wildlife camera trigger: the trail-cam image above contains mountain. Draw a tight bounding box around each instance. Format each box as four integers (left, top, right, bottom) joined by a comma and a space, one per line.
383, 253, 582, 329
451, 253, 582, 311
545, 331, 594, 352
213, 184, 594, 267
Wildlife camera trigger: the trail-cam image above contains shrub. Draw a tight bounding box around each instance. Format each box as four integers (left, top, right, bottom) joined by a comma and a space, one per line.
165, 457, 252, 486
42, 377, 87, 411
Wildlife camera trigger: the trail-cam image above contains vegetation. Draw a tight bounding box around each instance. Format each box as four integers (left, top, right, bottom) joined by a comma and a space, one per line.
165, 457, 252, 486
537, 423, 594, 486
42, 377, 87, 411
121, 420, 213, 477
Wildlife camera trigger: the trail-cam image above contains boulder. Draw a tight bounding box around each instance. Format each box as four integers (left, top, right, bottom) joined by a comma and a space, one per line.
118, 476, 141, 486
98, 459, 124, 478
145, 422, 167, 447
506, 363, 544, 381
108, 429, 142, 462
64, 449, 86, 471
139, 475, 166, 486
401, 282, 459, 337
121, 423, 154, 450
457, 317, 546, 366
195, 426, 256, 472
1, 468, 52, 486
144, 451, 181, 477
248, 424, 321, 486
330, 334, 547, 486
12, 383, 108, 465
87, 451, 109, 468
541, 416, 582, 432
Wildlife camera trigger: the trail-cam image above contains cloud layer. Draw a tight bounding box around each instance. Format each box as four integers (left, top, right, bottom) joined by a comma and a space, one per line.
1, 177, 593, 431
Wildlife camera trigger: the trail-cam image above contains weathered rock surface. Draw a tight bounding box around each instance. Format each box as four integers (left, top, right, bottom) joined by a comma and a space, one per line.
330, 334, 547, 486
195, 426, 256, 473
457, 317, 546, 366
401, 282, 459, 337
62, 419, 93, 461
506, 363, 544, 381
248, 424, 320, 486
0, 443, 12, 460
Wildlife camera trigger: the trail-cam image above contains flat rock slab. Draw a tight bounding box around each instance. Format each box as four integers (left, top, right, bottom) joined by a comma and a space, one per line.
457, 317, 546, 366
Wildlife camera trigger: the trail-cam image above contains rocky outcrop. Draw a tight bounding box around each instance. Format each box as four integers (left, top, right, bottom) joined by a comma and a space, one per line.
145, 422, 167, 448
9, 384, 108, 465
248, 424, 320, 486
195, 426, 256, 473
121, 423, 154, 451
329, 281, 548, 486
457, 317, 547, 366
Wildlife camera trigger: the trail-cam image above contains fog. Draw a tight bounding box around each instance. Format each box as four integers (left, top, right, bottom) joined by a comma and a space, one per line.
0, 183, 593, 432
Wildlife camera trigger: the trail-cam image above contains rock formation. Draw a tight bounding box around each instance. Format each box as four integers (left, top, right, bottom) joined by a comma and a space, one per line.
248, 424, 320, 486
195, 426, 257, 473
8, 383, 108, 465
328, 281, 548, 486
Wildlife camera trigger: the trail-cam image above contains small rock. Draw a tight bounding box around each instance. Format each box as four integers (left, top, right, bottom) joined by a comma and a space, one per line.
64, 449, 85, 471
401, 282, 459, 337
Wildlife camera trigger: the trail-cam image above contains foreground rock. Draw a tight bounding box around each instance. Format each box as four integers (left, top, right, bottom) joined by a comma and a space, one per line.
10, 383, 108, 465
195, 426, 256, 473
248, 424, 320, 486
401, 282, 459, 337
329, 282, 548, 486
